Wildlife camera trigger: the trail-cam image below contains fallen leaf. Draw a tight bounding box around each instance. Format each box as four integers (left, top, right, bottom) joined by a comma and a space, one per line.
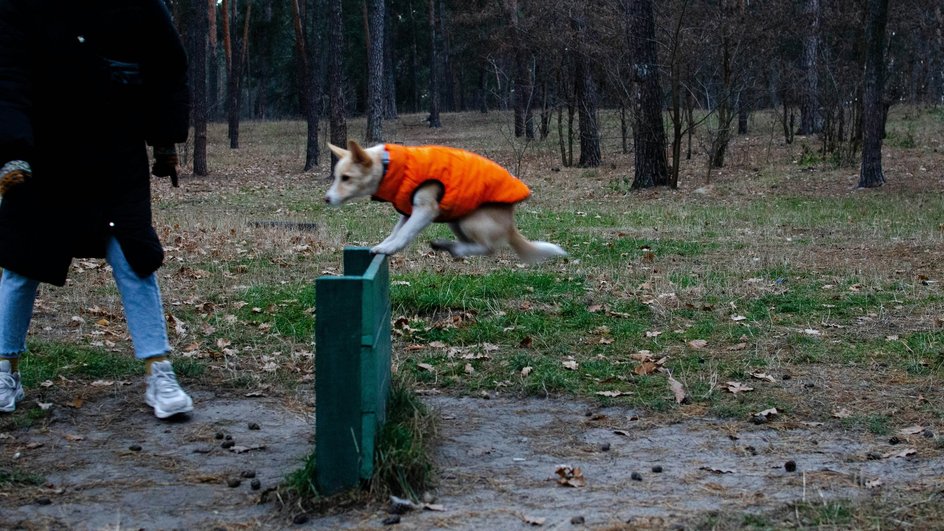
634, 361, 659, 375
883, 448, 917, 459
523, 515, 546, 526
37, 402, 53, 410
750, 372, 776, 383
428, 341, 447, 348
832, 408, 852, 419
864, 479, 883, 489
897, 425, 925, 436
520, 366, 533, 377
665, 371, 689, 404
417, 363, 436, 372
630, 351, 654, 362
754, 408, 779, 420
613, 429, 631, 437
66, 398, 84, 409
554, 465, 586, 487
802, 328, 821, 336
725, 381, 754, 394
731, 315, 747, 321
729, 342, 748, 351
64, 434, 85, 442
562, 360, 579, 371
599, 337, 614, 345
40, 380, 54, 388
645, 330, 662, 338
688, 339, 708, 349
25, 442, 44, 449
464, 363, 474, 375
422, 504, 445, 512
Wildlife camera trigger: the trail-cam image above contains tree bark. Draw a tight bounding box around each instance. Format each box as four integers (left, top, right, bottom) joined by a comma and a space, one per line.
328, 0, 347, 165
383, 4, 398, 119
628, 0, 668, 189
226, 1, 251, 149
427, 0, 442, 127
291, 0, 321, 171
191, 0, 209, 176
858, 0, 889, 188
572, 14, 600, 168
798, 0, 821, 135
365, 0, 385, 143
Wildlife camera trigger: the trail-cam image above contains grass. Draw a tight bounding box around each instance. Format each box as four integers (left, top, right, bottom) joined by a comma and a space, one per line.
283, 375, 436, 505
6, 106, 944, 522
0, 467, 45, 487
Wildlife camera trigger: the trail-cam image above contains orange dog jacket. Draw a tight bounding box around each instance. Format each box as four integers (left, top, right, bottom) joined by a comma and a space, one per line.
372, 144, 531, 222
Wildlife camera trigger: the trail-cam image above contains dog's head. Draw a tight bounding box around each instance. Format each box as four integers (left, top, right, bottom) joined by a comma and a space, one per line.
324, 140, 382, 206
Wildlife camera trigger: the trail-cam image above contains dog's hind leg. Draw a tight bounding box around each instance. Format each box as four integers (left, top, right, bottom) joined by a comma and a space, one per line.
431, 206, 511, 258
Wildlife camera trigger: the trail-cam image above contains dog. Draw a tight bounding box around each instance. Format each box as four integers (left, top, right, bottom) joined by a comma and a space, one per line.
325, 140, 566, 264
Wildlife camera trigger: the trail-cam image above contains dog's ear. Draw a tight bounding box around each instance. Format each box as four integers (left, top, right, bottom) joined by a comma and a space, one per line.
328, 143, 349, 160
347, 140, 374, 168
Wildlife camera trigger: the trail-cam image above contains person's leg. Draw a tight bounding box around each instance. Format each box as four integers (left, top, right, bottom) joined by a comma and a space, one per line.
0, 269, 38, 412
106, 238, 192, 417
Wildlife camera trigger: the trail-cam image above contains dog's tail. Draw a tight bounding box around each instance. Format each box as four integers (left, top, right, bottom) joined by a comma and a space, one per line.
508, 229, 567, 265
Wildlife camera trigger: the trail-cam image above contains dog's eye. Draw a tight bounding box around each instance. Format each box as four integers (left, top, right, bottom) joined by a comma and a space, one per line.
341, 175, 350, 182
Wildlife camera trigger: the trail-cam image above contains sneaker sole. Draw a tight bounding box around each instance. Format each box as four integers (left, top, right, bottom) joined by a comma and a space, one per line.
146, 396, 194, 419
0, 389, 23, 413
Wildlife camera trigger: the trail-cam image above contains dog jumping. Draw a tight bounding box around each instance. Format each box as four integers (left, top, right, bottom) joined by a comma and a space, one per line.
325, 141, 566, 264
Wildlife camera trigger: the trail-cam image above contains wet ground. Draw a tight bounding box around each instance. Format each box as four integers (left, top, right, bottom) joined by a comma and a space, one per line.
2, 392, 942, 529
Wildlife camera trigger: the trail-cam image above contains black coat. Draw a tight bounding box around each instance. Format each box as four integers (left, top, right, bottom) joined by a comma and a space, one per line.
0, 0, 189, 286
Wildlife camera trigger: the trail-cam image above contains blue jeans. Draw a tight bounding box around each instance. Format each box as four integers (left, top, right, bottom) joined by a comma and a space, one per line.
0, 238, 171, 359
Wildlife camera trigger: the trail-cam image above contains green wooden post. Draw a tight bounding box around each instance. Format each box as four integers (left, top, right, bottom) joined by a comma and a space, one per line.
315, 247, 392, 494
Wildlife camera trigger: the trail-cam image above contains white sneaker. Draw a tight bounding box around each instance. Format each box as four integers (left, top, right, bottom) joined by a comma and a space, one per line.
0, 359, 24, 413
145, 360, 193, 418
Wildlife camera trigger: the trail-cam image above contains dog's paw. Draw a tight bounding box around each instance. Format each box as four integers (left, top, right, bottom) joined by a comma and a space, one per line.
429, 239, 454, 253
370, 242, 402, 256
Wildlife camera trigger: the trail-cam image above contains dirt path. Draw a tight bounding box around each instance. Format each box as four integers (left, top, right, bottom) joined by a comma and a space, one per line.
2, 393, 942, 529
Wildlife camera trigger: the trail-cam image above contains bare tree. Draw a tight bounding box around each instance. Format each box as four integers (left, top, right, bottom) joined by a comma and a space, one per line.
571, 10, 600, 167
365, 0, 385, 143
328, 0, 347, 163
223, 0, 251, 149
859, 0, 890, 188
798, 0, 822, 135
290, 0, 321, 171
627, 0, 668, 189
383, 4, 398, 119
189, 0, 209, 175
427, 0, 442, 127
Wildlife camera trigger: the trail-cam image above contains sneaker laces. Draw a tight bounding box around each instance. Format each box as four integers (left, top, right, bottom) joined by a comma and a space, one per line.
0, 369, 18, 393
150, 366, 184, 398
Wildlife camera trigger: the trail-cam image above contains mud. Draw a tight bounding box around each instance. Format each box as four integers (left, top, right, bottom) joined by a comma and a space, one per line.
2, 393, 942, 530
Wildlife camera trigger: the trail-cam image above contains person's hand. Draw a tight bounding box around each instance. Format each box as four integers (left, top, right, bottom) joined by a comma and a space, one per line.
151, 145, 179, 187
0, 160, 31, 196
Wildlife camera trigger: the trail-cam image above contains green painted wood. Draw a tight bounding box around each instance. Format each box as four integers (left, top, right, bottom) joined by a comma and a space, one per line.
315, 247, 391, 494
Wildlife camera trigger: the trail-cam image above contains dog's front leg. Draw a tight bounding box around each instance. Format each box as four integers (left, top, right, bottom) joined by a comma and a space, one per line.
377, 215, 408, 247
371, 185, 441, 256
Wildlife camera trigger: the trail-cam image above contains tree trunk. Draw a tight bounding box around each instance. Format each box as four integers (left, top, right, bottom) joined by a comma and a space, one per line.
478, 66, 488, 113
426, 0, 442, 128
365, 0, 385, 143
328, 0, 347, 165
798, 0, 821, 135
437, 0, 456, 112
191, 0, 209, 176
628, 0, 668, 189
383, 4, 398, 119
572, 14, 600, 167
291, 0, 320, 171
226, 1, 251, 149
858, 0, 889, 188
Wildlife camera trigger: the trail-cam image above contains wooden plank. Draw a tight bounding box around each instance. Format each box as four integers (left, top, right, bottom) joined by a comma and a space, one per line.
314, 275, 363, 494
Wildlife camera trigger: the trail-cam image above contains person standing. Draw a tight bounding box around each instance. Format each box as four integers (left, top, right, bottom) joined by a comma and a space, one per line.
0, 0, 193, 418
